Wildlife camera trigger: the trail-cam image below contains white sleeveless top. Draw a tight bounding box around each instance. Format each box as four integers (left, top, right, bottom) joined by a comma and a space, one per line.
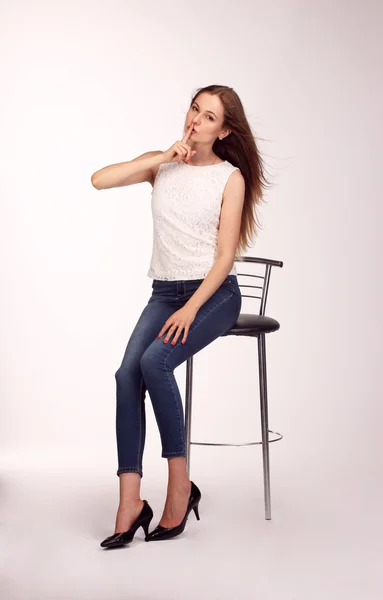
147, 159, 240, 281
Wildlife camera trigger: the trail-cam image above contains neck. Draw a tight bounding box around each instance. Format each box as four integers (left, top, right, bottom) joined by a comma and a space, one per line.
187, 144, 220, 166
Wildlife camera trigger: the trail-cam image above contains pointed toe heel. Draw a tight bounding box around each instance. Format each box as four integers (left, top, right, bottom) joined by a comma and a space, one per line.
100, 499, 154, 548
145, 481, 201, 542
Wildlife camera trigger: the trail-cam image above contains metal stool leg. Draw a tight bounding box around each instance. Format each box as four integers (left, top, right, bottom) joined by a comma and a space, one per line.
258, 332, 272, 519
185, 343, 274, 520
185, 356, 194, 479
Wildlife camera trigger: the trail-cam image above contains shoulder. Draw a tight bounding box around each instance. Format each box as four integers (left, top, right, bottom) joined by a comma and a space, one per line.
222, 165, 245, 201
222, 160, 243, 177
223, 163, 245, 186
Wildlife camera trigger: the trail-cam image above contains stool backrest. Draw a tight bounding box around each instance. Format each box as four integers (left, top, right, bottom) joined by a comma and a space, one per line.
234, 256, 283, 316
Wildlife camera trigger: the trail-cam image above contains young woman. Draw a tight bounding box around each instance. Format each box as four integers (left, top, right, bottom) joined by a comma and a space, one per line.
92, 84, 270, 547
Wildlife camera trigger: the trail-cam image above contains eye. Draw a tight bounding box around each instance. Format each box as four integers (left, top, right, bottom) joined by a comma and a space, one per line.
192, 105, 214, 121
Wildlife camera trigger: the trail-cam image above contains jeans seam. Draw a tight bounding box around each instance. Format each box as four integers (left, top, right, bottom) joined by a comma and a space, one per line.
184, 290, 235, 336
118, 466, 141, 470
163, 362, 185, 455
135, 376, 144, 474
162, 451, 187, 457
162, 290, 235, 456
117, 467, 142, 477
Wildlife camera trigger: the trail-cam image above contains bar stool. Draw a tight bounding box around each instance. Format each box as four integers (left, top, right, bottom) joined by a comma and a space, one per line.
184, 256, 284, 520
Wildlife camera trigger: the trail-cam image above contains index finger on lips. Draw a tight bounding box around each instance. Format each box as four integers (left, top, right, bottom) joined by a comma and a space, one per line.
182, 121, 194, 144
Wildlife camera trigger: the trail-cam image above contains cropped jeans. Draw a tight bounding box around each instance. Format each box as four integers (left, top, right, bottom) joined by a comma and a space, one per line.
114, 274, 242, 477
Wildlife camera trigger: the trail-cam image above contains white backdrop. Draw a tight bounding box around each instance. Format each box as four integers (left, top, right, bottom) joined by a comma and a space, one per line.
1, 1, 382, 599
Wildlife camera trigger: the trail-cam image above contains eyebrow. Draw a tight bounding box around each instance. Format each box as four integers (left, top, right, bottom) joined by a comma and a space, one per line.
193, 101, 217, 119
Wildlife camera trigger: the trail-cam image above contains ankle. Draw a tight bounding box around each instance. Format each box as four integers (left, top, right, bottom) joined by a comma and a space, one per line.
167, 478, 191, 492
118, 499, 143, 510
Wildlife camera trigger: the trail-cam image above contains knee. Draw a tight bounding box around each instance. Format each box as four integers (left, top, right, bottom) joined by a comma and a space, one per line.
115, 365, 136, 384
114, 367, 124, 384
139, 351, 150, 376
140, 346, 160, 376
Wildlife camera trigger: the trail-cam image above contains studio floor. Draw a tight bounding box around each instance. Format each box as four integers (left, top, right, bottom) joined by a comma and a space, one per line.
1, 449, 382, 600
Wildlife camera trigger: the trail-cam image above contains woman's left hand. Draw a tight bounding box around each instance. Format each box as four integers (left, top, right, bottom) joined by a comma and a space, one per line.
157, 304, 199, 345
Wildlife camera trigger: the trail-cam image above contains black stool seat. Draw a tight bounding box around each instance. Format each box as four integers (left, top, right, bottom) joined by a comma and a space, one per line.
221, 313, 280, 337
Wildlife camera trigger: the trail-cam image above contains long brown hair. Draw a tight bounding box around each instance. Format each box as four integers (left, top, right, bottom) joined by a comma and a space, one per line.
189, 85, 273, 257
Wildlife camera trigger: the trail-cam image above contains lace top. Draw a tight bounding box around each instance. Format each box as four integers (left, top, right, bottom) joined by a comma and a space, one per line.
147, 159, 240, 281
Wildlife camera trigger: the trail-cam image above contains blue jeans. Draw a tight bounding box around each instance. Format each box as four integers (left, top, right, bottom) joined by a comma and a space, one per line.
114, 274, 242, 477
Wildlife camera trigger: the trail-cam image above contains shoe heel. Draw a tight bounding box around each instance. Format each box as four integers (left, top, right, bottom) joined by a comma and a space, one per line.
192, 503, 200, 521
142, 517, 152, 537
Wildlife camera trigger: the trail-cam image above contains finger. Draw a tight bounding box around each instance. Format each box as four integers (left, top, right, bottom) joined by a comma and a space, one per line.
164, 330, 176, 343
157, 323, 170, 338
178, 142, 193, 162
164, 324, 178, 343
171, 327, 183, 346
177, 142, 189, 160
182, 121, 195, 145
174, 143, 187, 163
170, 144, 181, 164
182, 326, 190, 344
186, 147, 197, 161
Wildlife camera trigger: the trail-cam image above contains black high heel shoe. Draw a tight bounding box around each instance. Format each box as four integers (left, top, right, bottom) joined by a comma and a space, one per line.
145, 481, 201, 542
100, 500, 153, 548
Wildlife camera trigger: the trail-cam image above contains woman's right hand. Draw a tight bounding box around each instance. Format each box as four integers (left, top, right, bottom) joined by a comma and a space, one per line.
161, 122, 197, 164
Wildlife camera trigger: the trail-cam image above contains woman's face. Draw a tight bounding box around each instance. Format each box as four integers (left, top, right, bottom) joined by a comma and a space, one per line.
184, 92, 227, 143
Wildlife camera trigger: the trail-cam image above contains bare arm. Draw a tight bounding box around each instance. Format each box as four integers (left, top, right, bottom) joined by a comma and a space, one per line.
91, 150, 164, 190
